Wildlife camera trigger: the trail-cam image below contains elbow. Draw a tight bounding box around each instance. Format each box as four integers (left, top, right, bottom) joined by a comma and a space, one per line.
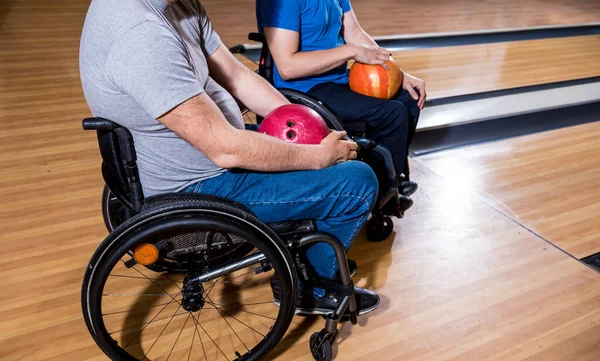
278, 65, 296, 81
211, 153, 241, 169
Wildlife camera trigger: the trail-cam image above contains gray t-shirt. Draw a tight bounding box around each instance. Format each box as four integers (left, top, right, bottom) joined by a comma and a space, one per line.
80, 0, 244, 197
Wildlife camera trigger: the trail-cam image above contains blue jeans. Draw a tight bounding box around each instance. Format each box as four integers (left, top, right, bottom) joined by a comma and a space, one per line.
185, 161, 378, 295
308, 83, 421, 177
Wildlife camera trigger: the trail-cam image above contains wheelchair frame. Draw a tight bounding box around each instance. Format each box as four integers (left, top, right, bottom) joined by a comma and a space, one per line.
82, 117, 360, 361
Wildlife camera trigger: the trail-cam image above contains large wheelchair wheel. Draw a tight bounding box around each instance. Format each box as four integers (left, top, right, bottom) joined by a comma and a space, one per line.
83, 196, 298, 361
102, 185, 130, 232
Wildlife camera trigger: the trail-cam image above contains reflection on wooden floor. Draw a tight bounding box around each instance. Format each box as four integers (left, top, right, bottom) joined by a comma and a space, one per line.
239, 36, 600, 100
203, 0, 600, 46
393, 35, 600, 99
2, 0, 600, 360
417, 121, 600, 260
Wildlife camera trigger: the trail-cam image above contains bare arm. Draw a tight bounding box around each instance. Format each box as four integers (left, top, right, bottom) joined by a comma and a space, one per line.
208, 43, 288, 117
263, 27, 355, 80
342, 10, 377, 47
264, 27, 391, 80
158, 93, 358, 171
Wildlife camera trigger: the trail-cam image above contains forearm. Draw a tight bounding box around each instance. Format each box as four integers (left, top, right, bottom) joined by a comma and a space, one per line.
216, 129, 324, 171
278, 45, 355, 80
227, 65, 289, 117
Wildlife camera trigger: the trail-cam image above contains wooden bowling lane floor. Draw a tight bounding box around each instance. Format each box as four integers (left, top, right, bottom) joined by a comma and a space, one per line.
392, 35, 600, 100
2, 156, 600, 360
237, 35, 600, 101
2, 0, 600, 360
417, 121, 600, 260
203, 0, 600, 47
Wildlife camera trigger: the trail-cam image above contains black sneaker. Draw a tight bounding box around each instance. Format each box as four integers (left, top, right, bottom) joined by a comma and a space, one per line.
398, 195, 413, 215
272, 278, 379, 316
400, 181, 418, 197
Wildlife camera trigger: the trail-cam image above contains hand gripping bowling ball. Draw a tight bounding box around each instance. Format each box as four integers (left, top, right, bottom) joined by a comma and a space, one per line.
349, 57, 404, 99
258, 104, 329, 144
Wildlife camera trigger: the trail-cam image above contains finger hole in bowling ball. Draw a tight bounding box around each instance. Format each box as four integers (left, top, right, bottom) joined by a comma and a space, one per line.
286, 130, 296, 140
287, 120, 295, 127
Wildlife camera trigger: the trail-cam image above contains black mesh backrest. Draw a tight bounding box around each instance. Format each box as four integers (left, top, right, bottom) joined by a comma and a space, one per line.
83, 117, 144, 212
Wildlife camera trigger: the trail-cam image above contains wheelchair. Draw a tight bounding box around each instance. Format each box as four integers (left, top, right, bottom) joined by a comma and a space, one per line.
82, 117, 366, 361
231, 32, 413, 242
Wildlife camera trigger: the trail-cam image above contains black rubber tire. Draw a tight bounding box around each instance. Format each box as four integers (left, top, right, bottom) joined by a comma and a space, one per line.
280, 89, 345, 131
82, 197, 298, 361
366, 216, 394, 242
101, 185, 130, 233
310, 332, 333, 361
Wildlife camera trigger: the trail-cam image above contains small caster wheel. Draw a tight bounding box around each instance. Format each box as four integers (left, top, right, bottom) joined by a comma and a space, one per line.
366, 216, 393, 242
310, 332, 333, 361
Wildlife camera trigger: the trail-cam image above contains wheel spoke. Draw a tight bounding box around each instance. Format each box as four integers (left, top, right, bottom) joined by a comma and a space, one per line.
187, 313, 197, 361
207, 301, 276, 321
103, 301, 177, 316
141, 304, 183, 361
103, 293, 181, 297
114, 310, 188, 337
206, 296, 265, 338
192, 312, 231, 361
202, 256, 249, 300
166, 313, 191, 361
191, 312, 209, 361
208, 297, 250, 352
109, 274, 184, 283
119, 297, 178, 345
122, 259, 184, 304
202, 237, 249, 299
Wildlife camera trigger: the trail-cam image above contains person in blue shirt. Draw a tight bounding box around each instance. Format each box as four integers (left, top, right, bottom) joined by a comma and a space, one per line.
257, 0, 426, 213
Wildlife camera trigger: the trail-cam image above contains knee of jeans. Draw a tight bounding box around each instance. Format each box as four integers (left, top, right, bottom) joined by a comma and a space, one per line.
337, 161, 378, 212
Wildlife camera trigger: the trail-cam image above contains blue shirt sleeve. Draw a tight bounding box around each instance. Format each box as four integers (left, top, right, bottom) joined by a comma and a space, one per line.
259, 0, 301, 32
341, 0, 352, 13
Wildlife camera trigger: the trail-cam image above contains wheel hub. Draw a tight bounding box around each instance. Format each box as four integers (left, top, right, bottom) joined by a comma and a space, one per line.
181, 278, 205, 312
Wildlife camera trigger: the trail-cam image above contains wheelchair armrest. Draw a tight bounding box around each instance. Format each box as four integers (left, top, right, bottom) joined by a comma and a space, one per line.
353, 137, 377, 151
83, 117, 119, 131
356, 137, 399, 190
248, 32, 266, 44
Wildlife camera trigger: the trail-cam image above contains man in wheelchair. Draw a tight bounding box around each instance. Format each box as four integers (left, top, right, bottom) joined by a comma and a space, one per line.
80, 0, 379, 320
257, 0, 426, 213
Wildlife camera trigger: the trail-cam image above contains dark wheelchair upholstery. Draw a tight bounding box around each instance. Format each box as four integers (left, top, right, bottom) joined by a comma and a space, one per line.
83, 117, 315, 234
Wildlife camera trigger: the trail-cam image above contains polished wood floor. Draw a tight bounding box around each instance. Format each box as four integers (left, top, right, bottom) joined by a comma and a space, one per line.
418, 121, 600, 260
204, 0, 600, 47
393, 35, 600, 99
2, 0, 600, 360
241, 35, 600, 101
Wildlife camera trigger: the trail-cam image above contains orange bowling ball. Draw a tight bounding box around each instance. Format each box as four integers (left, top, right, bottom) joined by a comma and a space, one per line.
349, 58, 403, 99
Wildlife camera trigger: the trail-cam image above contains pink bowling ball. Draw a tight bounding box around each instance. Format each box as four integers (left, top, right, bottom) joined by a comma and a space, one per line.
258, 104, 329, 144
